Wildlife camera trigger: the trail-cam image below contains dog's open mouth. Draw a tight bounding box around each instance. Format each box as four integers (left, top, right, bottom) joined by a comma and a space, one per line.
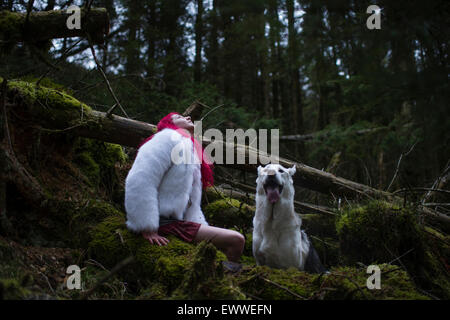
263, 179, 283, 204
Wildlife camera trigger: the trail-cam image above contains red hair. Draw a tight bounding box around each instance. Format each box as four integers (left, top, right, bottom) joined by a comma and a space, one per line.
138, 112, 214, 189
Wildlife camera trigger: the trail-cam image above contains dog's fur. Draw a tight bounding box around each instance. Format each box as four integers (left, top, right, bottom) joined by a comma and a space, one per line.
253, 164, 326, 273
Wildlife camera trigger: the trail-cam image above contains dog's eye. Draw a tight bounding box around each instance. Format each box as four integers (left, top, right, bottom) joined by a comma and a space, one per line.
278, 169, 284, 173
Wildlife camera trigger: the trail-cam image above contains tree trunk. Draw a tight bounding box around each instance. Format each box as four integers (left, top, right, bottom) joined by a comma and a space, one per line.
0, 79, 6, 229
145, 1, 156, 77
194, 0, 204, 83
0, 8, 109, 44
268, 0, 281, 119
206, 0, 219, 87
124, 2, 141, 75
287, 0, 303, 134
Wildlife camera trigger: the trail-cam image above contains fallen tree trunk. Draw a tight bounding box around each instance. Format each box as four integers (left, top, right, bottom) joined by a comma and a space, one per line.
280, 127, 389, 142
5, 80, 449, 225
281, 124, 414, 143
0, 8, 109, 44
6, 80, 156, 147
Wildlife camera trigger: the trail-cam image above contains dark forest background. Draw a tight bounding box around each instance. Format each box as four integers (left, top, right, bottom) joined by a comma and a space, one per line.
1, 0, 449, 199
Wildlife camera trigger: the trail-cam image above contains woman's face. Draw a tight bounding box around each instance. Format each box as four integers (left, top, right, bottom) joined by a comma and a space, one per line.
172, 114, 194, 132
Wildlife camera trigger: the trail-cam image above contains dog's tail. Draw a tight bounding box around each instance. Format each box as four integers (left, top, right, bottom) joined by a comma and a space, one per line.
302, 232, 328, 274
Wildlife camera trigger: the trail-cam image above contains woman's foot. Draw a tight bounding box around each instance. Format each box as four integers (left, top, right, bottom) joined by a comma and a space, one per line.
222, 261, 242, 273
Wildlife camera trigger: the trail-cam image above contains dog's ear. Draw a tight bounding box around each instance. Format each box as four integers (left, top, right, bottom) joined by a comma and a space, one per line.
288, 165, 296, 176
257, 165, 263, 175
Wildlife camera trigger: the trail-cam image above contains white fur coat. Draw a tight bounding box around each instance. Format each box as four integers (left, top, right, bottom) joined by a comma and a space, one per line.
124, 128, 208, 233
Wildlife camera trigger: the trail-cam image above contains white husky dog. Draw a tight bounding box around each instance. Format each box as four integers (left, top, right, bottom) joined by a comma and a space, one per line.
252, 164, 325, 273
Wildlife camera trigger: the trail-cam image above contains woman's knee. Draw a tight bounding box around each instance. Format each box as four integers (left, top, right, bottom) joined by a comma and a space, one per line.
228, 230, 245, 251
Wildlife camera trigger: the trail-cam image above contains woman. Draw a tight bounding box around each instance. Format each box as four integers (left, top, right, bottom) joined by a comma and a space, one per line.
125, 112, 245, 266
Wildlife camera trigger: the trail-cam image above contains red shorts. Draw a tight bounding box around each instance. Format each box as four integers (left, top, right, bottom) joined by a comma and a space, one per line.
158, 220, 201, 243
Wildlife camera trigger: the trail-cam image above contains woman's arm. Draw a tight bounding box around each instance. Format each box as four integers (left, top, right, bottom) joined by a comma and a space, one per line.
124, 129, 177, 233
183, 165, 209, 225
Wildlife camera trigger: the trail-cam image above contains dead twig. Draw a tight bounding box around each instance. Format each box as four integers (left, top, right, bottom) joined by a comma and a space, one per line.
393, 188, 450, 197
85, 259, 108, 272
1, 79, 13, 152
387, 248, 415, 265
36, 39, 83, 87
386, 141, 418, 192
199, 103, 225, 121
38, 271, 55, 295
80, 255, 135, 300
258, 275, 307, 300
329, 271, 369, 299
421, 161, 450, 205
422, 203, 450, 207
86, 34, 129, 119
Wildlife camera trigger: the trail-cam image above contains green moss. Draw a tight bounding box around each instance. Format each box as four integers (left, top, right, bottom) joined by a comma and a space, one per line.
0, 278, 31, 300
19, 76, 74, 95
237, 265, 316, 300
203, 198, 254, 232
70, 265, 134, 300
85, 205, 434, 300
137, 283, 168, 300
302, 214, 337, 238
88, 214, 196, 288
336, 200, 450, 299
243, 232, 253, 257
66, 200, 124, 248
75, 152, 101, 186
0, 237, 13, 261
202, 187, 227, 203
320, 264, 429, 300
73, 137, 127, 188
88, 214, 247, 298
236, 263, 428, 300
0, 11, 24, 41
309, 236, 340, 267
171, 241, 246, 300
336, 200, 422, 263
155, 256, 187, 291
7, 80, 93, 127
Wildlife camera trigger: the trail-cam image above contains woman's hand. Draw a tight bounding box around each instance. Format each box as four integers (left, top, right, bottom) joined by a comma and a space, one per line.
142, 231, 169, 246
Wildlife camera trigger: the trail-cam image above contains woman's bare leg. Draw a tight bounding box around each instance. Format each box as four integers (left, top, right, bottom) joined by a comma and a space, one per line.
194, 225, 245, 262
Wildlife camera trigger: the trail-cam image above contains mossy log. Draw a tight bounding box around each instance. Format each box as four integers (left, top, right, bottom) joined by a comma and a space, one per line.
0, 8, 109, 44
5, 80, 156, 147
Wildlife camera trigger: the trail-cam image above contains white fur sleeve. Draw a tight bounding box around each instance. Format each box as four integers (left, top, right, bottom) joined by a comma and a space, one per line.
125, 129, 176, 233
183, 164, 209, 226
